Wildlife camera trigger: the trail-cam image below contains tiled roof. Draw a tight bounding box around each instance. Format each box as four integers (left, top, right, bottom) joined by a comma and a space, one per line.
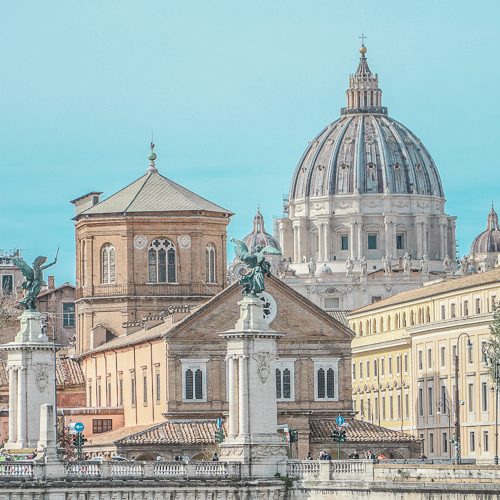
87, 424, 154, 447
117, 419, 220, 446
310, 419, 419, 443
325, 309, 351, 327
0, 356, 84, 388
352, 267, 500, 314
79, 171, 232, 217
37, 283, 75, 298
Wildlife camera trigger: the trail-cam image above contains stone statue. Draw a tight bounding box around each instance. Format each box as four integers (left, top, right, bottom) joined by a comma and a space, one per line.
443, 254, 453, 272
402, 252, 412, 274
345, 256, 354, 277
12, 251, 58, 311
419, 253, 429, 274
459, 255, 470, 275
231, 239, 281, 296
307, 257, 316, 276
359, 256, 367, 276
382, 255, 392, 276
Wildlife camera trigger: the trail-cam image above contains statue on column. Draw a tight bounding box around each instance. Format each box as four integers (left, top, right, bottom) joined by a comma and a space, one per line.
359, 256, 367, 276
443, 254, 453, 273
12, 250, 58, 311
458, 255, 470, 275
345, 256, 354, 277
382, 255, 392, 276
231, 239, 281, 296
419, 253, 429, 274
402, 252, 412, 274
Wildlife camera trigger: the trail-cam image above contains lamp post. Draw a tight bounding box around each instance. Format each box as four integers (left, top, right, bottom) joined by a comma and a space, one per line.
436, 397, 452, 460
454, 332, 472, 465
482, 343, 500, 465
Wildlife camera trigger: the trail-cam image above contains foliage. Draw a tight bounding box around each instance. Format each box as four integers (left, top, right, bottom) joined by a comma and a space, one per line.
0, 293, 18, 330
274, 472, 296, 488
486, 302, 500, 386
57, 417, 76, 461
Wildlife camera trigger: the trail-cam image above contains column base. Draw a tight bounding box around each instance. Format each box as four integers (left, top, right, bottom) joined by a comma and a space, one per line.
4, 441, 27, 451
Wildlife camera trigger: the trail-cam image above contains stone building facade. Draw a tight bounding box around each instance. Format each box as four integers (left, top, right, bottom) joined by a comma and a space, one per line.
276, 44, 456, 311
71, 145, 232, 354
349, 266, 500, 462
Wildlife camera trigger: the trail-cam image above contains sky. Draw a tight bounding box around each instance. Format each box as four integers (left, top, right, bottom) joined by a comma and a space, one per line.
0, 1, 498, 284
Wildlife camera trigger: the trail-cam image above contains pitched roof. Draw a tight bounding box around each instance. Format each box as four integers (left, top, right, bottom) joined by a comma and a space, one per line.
351, 267, 500, 315
326, 309, 351, 327
78, 171, 232, 217
310, 419, 419, 443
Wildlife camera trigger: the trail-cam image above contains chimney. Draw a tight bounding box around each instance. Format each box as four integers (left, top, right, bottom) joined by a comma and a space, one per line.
48, 276, 55, 290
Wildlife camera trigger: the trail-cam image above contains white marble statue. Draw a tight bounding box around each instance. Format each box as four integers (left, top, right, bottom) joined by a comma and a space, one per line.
359, 256, 367, 276
419, 253, 429, 274
402, 252, 412, 274
443, 254, 453, 272
382, 255, 392, 276
345, 256, 354, 277
307, 257, 316, 276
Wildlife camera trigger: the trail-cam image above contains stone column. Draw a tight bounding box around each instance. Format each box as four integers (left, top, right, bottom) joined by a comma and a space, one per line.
17, 366, 26, 446
292, 224, 299, 263
357, 222, 363, 259
350, 223, 356, 260
317, 224, 324, 262
238, 356, 249, 436
228, 356, 238, 438
324, 222, 330, 261
384, 216, 391, 258
7, 367, 17, 444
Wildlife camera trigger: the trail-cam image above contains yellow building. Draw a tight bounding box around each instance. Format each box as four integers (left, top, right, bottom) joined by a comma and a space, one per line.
349, 267, 500, 462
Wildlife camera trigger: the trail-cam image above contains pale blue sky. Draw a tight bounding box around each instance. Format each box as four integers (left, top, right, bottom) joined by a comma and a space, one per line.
0, 1, 498, 283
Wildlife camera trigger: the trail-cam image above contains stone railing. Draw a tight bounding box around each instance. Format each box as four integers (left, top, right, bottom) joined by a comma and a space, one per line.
287, 460, 374, 482
0, 461, 241, 481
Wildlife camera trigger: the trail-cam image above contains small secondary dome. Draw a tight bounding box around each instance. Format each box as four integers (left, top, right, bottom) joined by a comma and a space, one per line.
289, 44, 444, 199
243, 209, 281, 253
470, 206, 500, 255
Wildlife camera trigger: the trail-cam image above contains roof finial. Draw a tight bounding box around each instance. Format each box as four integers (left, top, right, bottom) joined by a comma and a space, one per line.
147, 135, 158, 174
359, 33, 367, 56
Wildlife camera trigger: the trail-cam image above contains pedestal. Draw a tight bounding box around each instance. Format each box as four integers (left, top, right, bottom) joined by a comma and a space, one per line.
219, 295, 287, 478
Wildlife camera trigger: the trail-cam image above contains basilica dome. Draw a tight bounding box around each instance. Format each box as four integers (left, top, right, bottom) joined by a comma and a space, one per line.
470, 206, 500, 255
289, 46, 444, 200
244, 209, 281, 253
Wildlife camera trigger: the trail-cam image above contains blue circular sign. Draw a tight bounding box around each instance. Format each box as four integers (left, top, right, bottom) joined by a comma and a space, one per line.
74, 422, 84, 432
335, 415, 345, 427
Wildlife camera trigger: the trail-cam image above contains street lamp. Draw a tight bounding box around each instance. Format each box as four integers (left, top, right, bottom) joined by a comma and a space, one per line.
436, 397, 452, 460
454, 332, 472, 465
482, 343, 500, 465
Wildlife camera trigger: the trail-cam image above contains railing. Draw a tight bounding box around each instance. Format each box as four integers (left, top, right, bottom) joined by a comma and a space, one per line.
287, 460, 374, 482
0, 462, 34, 478
110, 462, 144, 476
154, 462, 187, 477
66, 462, 101, 477
76, 283, 223, 299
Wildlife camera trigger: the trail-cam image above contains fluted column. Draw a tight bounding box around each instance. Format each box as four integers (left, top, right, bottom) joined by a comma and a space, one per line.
228, 356, 238, 438
7, 367, 17, 444
17, 367, 26, 446
238, 356, 249, 436
323, 223, 330, 261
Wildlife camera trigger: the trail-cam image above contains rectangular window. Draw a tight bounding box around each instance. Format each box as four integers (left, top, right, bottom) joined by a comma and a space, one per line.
470, 431, 475, 452
382, 396, 386, 420
441, 385, 447, 413
366, 361, 370, 378
359, 362, 363, 379
368, 233, 378, 250
440, 346, 446, 367
375, 396, 379, 420
92, 419, 112, 434
443, 432, 448, 453
143, 373, 148, 405
476, 298, 481, 315
451, 304, 456, 318
484, 431, 489, 452
156, 371, 161, 403
131, 373, 136, 406
388, 357, 392, 375
429, 432, 434, 453
1, 274, 13, 295
374, 359, 378, 377
324, 297, 340, 309
97, 377, 102, 407
381, 358, 385, 376
182, 359, 208, 402
352, 363, 356, 380
396, 355, 401, 375
340, 235, 349, 251
482, 382, 488, 412
464, 300, 469, 316
428, 386, 433, 416
389, 395, 394, 419
468, 383, 474, 412
405, 393, 409, 418
106, 376, 111, 407
62, 302, 75, 327
418, 388, 424, 416
418, 350, 423, 370
396, 233, 405, 250
404, 354, 408, 373
397, 394, 401, 419
441, 305, 446, 320
427, 348, 432, 368
468, 342, 473, 364
118, 373, 123, 406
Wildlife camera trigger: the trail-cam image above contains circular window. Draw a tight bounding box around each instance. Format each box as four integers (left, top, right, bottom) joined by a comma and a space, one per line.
258, 291, 277, 323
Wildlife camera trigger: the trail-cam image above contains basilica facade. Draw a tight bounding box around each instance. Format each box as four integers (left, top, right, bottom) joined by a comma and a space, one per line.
277, 44, 457, 311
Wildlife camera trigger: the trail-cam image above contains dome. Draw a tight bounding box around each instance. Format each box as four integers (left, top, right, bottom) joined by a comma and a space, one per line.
289, 45, 444, 200
470, 206, 500, 255
243, 209, 282, 253
316, 264, 333, 276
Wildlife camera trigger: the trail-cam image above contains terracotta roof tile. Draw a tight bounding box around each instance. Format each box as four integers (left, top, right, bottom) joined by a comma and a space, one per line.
310, 419, 418, 443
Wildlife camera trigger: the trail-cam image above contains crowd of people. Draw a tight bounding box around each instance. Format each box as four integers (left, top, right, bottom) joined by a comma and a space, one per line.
307, 449, 385, 461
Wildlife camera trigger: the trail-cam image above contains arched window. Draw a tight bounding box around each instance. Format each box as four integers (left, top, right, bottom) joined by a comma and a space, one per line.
366, 320, 370, 335
148, 239, 176, 283
205, 244, 216, 283
326, 369, 335, 398
402, 312, 407, 327
410, 310, 415, 326
387, 315, 392, 330
372, 319, 377, 334
101, 244, 116, 284
359, 322, 363, 336
317, 368, 325, 399
395, 314, 400, 329
418, 308, 423, 324
283, 369, 291, 399
185, 369, 193, 400
426, 307, 431, 323
379, 317, 384, 333
276, 368, 282, 399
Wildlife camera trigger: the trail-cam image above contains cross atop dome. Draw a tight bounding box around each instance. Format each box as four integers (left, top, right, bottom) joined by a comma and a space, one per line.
487, 203, 499, 231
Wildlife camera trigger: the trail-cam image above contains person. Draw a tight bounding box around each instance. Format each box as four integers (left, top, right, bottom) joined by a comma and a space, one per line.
420, 453, 427, 460
212, 452, 219, 462
349, 450, 359, 459
156, 455, 164, 462
377, 452, 387, 460
321, 450, 332, 460
306, 451, 312, 460
368, 450, 376, 460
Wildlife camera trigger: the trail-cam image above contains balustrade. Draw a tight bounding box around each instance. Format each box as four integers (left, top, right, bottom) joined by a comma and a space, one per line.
0, 462, 34, 478
153, 462, 187, 477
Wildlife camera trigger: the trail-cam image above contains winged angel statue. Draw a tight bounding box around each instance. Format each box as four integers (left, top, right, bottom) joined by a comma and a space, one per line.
12, 250, 58, 311
230, 238, 281, 296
